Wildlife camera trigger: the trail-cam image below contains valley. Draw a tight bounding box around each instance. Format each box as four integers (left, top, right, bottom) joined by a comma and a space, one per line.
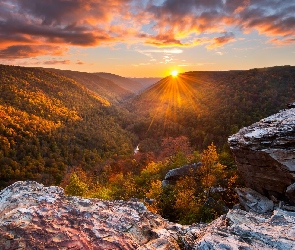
1, 64, 295, 223
127, 66, 295, 152
1, 0, 294, 246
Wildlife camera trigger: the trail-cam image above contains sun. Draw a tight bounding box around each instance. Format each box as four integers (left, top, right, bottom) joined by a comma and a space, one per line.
171, 70, 178, 77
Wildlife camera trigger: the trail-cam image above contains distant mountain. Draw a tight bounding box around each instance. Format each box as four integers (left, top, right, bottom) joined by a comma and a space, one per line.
96, 72, 144, 93
127, 66, 295, 151
2, 64, 295, 189
45, 69, 133, 103
129, 77, 162, 90
0, 64, 135, 189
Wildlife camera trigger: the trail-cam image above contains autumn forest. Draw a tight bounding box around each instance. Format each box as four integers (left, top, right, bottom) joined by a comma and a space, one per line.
1, 64, 295, 223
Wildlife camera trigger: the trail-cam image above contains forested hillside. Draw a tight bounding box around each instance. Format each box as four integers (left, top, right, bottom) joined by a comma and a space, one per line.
0, 65, 135, 189
45, 68, 133, 103
127, 66, 295, 152
129, 77, 161, 89
96, 72, 144, 93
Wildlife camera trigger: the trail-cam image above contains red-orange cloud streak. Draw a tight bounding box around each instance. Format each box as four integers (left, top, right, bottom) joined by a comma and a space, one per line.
0, 0, 294, 59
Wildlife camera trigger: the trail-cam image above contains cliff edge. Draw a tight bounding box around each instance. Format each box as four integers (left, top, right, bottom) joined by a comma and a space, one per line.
228, 105, 295, 204
1, 181, 295, 249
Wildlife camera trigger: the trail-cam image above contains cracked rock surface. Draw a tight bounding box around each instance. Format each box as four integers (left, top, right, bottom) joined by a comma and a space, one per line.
1, 181, 295, 249
0, 181, 180, 250
193, 208, 295, 250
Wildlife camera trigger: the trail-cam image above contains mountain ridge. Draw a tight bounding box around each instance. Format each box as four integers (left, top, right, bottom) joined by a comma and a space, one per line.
126, 66, 295, 151
0, 64, 135, 189
95, 72, 144, 93
128, 77, 162, 90
43, 68, 133, 103
1, 63, 295, 189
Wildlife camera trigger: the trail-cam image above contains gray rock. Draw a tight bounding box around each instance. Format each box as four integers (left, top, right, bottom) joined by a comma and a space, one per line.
282, 205, 295, 212
228, 107, 295, 204
161, 180, 170, 187
162, 162, 201, 187
0, 181, 180, 249
189, 208, 295, 249
232, 204, 241, 210
1, 181, 295, 249
287, 102, 295, 109
286, 182, 295, 204
235, 188, 274, 213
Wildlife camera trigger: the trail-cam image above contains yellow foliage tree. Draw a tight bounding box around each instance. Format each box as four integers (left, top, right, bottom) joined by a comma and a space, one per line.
198, 143, 226, 197
174, 176, 200, 224
122, 173, 138, 200
136, 161, 165, 197
65, 172, 89, 197
88, 185, 113, 200
145, 180, 163, 213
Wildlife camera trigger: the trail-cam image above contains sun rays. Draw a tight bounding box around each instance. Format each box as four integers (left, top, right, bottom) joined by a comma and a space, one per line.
145, 72, 212, 135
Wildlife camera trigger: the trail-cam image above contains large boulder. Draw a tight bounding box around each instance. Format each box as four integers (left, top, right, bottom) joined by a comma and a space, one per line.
1, 181, 295, 249
162, 162, 201, 187
228, 106, 295, 204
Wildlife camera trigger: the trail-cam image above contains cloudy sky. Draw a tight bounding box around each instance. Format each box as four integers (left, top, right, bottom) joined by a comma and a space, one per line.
0, 0, 294, 77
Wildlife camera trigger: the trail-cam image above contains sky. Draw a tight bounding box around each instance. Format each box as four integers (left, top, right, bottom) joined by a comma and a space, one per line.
0, 0, 294, 77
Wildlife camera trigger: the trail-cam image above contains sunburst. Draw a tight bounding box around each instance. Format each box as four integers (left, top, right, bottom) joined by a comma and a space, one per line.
171, 70, 178, 77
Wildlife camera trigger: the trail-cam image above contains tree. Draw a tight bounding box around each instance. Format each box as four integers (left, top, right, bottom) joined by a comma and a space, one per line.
159, 136, 192, 160
145, 180, 163, 213
65, 172, 89, 196
174, 176, 200, 224
198, 143, 226, 197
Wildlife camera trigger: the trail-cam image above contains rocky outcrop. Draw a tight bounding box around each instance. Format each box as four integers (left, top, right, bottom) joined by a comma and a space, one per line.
235, 188, 274, 214
228, 106, 295, 204
1, 181, 295, 249
194, 208, 295, 249
162, 163, 201, 187
0, 181, 181, 249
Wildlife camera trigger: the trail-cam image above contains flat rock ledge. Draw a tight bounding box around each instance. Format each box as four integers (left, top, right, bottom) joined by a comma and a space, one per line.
1, 181, 295, 249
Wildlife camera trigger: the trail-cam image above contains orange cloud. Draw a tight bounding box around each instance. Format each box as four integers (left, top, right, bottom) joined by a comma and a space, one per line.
206, 32, 236, 49
0, 0, 294, 60
145, 34, 183, 47
268, 38, 295, 46
43, 60, 71, 65
145, 0, 295, 48
234, 0, 250, 14
0, 45, 68, 59
0, 0, 136, 56
76, 60, 85, 65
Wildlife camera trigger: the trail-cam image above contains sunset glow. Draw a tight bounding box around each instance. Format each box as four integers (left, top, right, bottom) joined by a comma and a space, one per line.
145, 72, 207, 133
171, 70, 178, 77
0, 0, 294, 77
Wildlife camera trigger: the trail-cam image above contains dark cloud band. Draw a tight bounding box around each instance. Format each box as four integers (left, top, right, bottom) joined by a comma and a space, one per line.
0, 0, 294, 58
